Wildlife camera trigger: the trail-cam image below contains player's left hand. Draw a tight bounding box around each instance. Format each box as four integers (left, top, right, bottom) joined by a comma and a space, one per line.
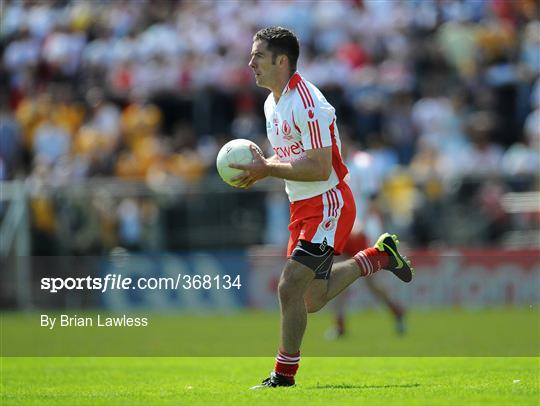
229, 145, 270, 188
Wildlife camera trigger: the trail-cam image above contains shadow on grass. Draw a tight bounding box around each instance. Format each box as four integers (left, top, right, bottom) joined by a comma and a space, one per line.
310, 383, 421, 390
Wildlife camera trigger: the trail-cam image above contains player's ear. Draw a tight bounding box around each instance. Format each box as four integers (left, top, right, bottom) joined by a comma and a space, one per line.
278, 54, 288, 68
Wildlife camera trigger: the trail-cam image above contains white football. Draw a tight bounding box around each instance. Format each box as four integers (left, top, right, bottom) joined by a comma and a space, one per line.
216, 139, 262, 187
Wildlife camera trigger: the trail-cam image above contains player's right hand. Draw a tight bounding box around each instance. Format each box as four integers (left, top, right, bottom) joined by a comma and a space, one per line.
229, 145, 269, 188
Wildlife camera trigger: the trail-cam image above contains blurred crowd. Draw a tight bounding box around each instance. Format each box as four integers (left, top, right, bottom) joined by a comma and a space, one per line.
1, 0, 539, 251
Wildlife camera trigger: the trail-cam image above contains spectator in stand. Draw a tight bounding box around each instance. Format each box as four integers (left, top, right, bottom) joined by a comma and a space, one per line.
503, 77, 540, 175
0, 102, 21, 179
0, 0, 539, 253
32, 118, 71, 167
3, 28, 41, 88
460, 112, 504, 177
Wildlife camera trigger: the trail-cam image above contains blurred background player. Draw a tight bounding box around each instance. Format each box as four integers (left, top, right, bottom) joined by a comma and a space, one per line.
326, 139, 406, 339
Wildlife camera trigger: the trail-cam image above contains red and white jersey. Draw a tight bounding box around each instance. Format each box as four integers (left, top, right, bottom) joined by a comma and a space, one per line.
264, 72, 349, 202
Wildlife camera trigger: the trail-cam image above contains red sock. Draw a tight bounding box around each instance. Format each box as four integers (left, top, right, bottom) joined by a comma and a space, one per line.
274, 349, 300, 382
353, 247, 389, 276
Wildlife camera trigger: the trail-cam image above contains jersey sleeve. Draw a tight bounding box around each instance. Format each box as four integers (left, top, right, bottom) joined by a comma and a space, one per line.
294, 86, 334, 151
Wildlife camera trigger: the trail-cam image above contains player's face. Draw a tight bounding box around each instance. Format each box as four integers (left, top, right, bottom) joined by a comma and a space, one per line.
249, 40, 277, 89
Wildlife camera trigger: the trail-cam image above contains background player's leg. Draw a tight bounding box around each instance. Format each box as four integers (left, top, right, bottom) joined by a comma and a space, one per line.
325, 233, 369, 337
324, 287, 348, 339
365, 277, 402, 313
365, 277, 406, 335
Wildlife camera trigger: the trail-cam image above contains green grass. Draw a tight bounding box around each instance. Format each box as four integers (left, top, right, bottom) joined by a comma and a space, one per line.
1, 309, 539, 404
1, 357, 538, 405
2, 308, 538, 356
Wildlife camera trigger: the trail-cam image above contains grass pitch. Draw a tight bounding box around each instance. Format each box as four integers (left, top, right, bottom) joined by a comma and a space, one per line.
1, 309, 539, 404
1, 357, 538, 405
2, 308, 538, 356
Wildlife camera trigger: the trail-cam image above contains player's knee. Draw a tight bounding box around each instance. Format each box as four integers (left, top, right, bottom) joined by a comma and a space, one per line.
304, 297, 325, 313
303, 285, 327, 313
278, 276, 304, 305
278, 264, 311, 305
278, 278, 300, 306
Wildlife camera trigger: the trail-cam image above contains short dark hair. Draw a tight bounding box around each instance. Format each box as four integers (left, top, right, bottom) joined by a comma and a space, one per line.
254, 26, 299, 74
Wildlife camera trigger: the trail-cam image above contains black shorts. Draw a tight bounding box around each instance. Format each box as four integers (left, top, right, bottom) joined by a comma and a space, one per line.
290, 239, 334, 280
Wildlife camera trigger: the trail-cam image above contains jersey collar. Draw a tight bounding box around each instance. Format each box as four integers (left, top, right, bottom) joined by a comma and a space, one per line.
283, 72, 302, 95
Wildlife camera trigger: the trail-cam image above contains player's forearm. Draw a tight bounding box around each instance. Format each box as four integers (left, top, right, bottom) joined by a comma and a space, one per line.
267, 157, 331, 182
